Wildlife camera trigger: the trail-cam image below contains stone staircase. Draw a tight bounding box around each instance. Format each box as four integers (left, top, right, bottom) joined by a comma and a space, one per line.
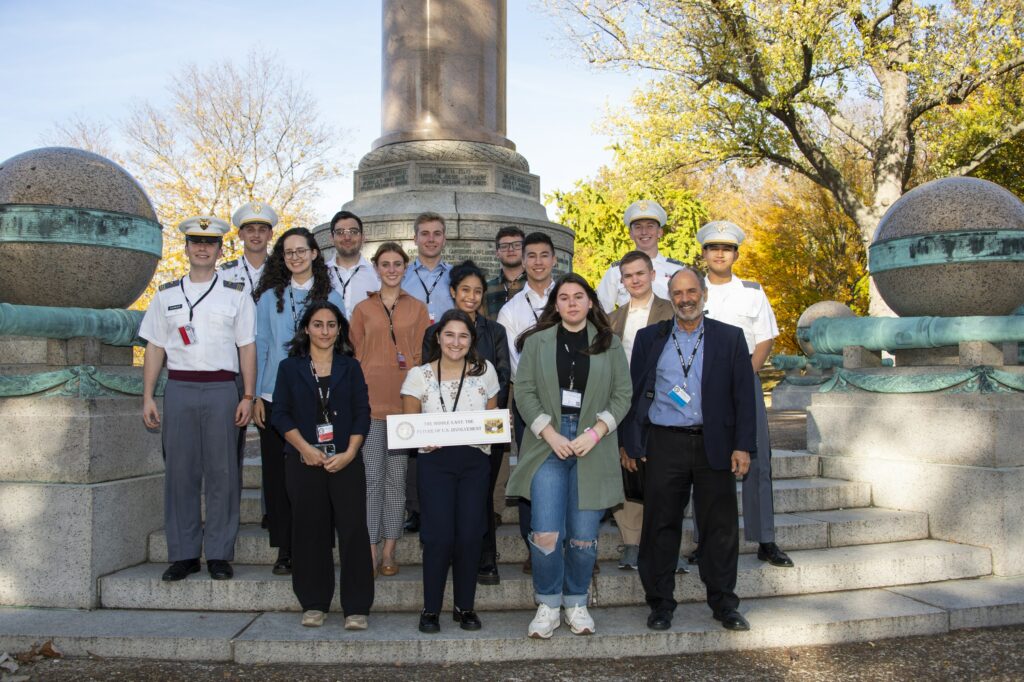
3, 439, 1024, 664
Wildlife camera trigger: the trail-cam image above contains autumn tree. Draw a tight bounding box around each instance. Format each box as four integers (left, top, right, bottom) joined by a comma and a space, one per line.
549, 166, 707, 288
546, 0, 1024, 302
46, 52, 345, 308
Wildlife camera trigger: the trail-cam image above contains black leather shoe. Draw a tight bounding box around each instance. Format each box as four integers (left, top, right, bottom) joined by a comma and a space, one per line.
404, 511, 421, 533
272, 555, 292, 575
161, 559, 200, 581
261, 514, 269, 530
757, 542, 795, 567
686, 546, 702, 564
418, 610, 440, 634
714, 609, 750, 631
647, 610, 672, 631
453, 606, 482, 631
477, 553, 500, 585
207, 560, 234, 580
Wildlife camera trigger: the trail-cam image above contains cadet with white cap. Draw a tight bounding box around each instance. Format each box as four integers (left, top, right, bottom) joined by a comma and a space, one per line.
140, 216, 258, 582
220, 201, 279, 294
690, 219, 793, 568
595, 200, 686, 313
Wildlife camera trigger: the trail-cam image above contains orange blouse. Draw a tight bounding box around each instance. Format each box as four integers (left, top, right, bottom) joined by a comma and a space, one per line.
349, 290, 431, 420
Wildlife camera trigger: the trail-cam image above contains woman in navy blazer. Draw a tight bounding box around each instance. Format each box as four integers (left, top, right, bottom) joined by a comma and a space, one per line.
271, 301, 374, 630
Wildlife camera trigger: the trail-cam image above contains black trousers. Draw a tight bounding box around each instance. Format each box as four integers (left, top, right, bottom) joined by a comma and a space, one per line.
481, 444, 504, 558
258, 401, 291, 554
512, 400, 532, 544
285, 451, 374, 615
418, 445, 490, 613
639, 426, 739, 616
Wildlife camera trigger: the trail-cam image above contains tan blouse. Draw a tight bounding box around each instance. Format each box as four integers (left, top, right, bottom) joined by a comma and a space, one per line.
350, 290, 431, 419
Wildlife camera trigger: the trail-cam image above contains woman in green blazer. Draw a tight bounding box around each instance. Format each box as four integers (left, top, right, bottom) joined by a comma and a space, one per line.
506, 273, 632, 639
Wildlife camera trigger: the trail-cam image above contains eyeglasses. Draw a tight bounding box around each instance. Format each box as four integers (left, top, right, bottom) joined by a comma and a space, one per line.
496, 241, 523, 252
284, 248, 312, 260
332, 228, 362, 237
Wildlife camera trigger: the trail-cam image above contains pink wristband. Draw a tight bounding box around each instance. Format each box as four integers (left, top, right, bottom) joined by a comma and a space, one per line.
585, 427, 600, 444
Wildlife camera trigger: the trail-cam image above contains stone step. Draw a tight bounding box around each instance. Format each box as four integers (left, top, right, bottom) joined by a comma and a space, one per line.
239, 449, 821, 490
234, 476, 869, 526
13, 578, 1024, 664
151, 507, 929, 565
103, 539, 991, 612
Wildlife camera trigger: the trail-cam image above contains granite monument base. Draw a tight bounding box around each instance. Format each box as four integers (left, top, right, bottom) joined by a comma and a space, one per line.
808, 390, 1024, 575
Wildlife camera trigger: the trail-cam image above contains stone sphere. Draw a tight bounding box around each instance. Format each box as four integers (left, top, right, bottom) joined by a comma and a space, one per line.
796, 301, 855, 356
0, 147, 161, 309
870, 177, 1024, 317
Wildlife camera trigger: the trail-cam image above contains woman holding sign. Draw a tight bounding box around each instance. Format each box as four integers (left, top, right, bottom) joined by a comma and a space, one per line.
402, 308, 500, 634
271, 301, 373, 629
350, 242, 431, 578
506, 273, 632, 639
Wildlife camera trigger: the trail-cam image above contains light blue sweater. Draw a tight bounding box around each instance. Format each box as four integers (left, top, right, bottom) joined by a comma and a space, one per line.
255, 285, 344, 401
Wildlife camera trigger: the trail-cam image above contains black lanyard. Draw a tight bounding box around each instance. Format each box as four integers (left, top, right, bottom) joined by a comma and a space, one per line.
437, 358, 468, 413
414, 264, 446, 305
525, 291, 544, 322
562, 343, 579, 390
288, 287, 307, 326
180, 275, 219, 322
671, 325, 704, 380
333, 264, 362, 301
241, 259, 255, 291
310, 360, 331, 420
379, 295, 400, 346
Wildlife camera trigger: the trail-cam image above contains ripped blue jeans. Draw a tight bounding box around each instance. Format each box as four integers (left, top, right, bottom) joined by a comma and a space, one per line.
529, 414, 602, 608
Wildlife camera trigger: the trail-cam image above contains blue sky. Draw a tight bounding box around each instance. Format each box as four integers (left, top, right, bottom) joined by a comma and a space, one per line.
0, 0, 640, 219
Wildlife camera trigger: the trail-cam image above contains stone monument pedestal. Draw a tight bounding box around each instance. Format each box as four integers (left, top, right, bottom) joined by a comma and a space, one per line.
808, 376, 1024, 576
0, 336, 163, 608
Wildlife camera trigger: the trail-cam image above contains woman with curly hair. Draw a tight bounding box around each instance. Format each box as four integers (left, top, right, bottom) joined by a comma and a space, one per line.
254, 227, 344, 575
506, 273, 632, 639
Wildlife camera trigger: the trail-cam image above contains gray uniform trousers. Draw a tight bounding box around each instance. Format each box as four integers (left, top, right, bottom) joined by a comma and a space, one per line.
691, 372, 775, 544
163, 379, 241, 561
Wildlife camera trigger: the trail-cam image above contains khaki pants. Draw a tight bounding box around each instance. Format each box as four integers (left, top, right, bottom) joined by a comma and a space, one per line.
613, 500, 644, 546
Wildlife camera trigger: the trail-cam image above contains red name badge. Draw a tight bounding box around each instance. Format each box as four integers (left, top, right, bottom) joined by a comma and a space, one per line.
316, 423, 334, 443
177, 324, 197, 345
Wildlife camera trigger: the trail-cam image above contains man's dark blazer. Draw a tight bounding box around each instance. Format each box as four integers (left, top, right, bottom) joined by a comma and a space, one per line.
422, 314, 512, 409
620, 316, 756, 470
271, 353, 371, 455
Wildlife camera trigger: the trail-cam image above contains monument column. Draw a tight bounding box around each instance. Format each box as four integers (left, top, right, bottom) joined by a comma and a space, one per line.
315, 0, 573, 273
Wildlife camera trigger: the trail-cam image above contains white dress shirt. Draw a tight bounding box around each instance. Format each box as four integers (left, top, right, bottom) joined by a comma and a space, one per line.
596, 252, 685, 313
704, 275, 779, 353
496, 280, 555, 378
329, 255, 380, 317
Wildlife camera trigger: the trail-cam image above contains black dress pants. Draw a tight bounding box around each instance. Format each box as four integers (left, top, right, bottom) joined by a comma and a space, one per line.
258, 401, 291, 554
285, 451, 374, 615
638, 426, 739, 616
481, 444, 504, 558
417, 445, 490, 613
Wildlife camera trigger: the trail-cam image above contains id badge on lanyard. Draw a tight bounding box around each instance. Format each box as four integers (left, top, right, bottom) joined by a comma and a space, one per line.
178, 323, 198, 345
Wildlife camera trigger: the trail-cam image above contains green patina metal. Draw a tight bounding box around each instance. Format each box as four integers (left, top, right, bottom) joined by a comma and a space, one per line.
819, 366, 1024, 394
0, 303, 145, 346
772, 354, 844, 370
0, 365, 165, 398
0, 204, 163, 258
799, 315, 1024, 355
868, 230, 1024, 274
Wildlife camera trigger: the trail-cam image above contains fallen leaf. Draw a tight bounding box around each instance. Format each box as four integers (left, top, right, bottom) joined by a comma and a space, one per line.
38, 641, 62, 659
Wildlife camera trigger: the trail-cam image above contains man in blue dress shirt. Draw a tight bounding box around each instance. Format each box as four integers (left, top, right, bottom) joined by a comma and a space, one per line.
401, 212, 455, 324
621, 266, 756, 633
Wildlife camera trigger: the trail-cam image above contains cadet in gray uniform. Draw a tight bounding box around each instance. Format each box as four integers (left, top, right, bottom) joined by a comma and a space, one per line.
693, 220, 793, 568
140, 216, 258, 581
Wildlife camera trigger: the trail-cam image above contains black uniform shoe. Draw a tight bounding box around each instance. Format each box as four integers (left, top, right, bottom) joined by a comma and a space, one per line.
714, 609, 751, 631
207, 560, 234, 580
418, 610, 440, 634
453, 606, 482, 631
757, 542, 795, 567
272, 554, 292, 575
162, 559, 200, 582
477, 552, 500, 585
404, 511, 421, 533
261, 514, 269, 530
647, 610, 673, 631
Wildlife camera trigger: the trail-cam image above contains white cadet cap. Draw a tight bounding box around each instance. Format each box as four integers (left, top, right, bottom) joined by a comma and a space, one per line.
623, 200, 668, 229
697, 220, 746, 247
178, 216, 231, 238
232, 201, 279, 229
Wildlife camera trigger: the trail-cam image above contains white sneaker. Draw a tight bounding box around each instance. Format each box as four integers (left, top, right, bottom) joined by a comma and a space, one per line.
563, 604, 595, 635
527, 603, 561, 639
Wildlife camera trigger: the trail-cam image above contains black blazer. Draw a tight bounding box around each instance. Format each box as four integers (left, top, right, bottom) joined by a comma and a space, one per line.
620, 316, 756, 471
271, 353, 371, 455
422, 314, 512, 409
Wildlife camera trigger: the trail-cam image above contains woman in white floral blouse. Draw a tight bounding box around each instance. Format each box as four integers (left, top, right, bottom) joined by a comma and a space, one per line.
400, 309, 499, 634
